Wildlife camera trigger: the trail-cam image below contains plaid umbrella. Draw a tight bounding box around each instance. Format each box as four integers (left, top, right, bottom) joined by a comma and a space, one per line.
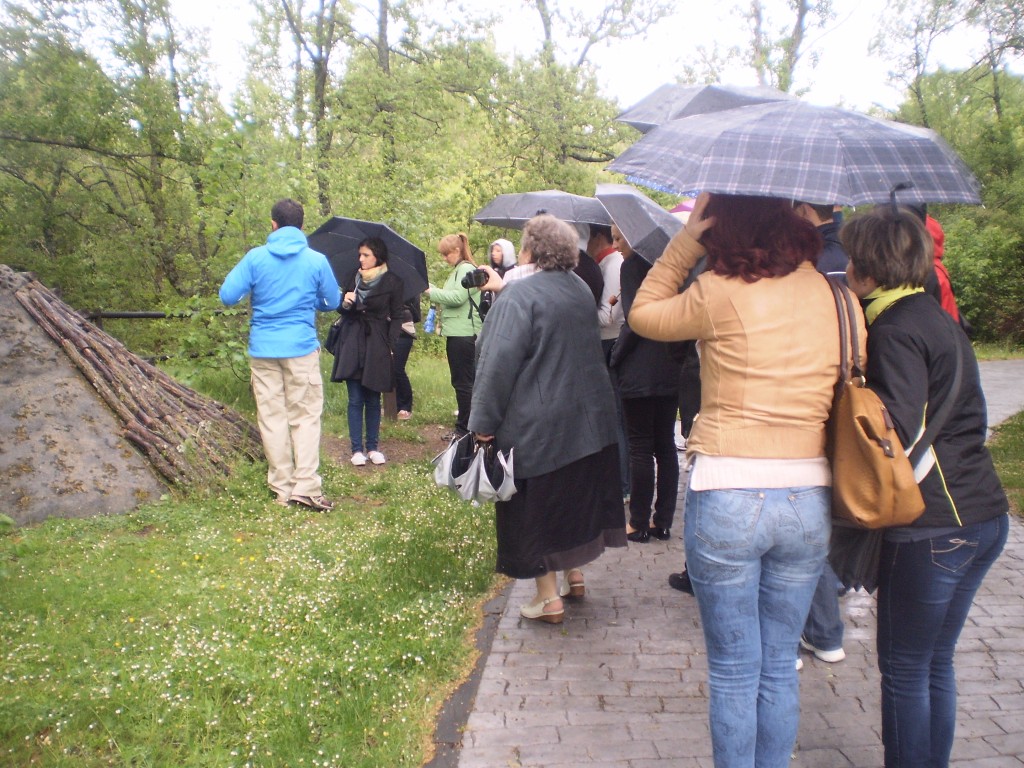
595, 183, 682, 264
608, 101, 982, 206
616, 83, 794, 134
307, 217, 428, 302
474, 189, 610, 229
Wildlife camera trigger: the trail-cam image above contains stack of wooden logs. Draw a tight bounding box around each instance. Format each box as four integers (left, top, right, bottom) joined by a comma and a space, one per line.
14, 276, 263, 487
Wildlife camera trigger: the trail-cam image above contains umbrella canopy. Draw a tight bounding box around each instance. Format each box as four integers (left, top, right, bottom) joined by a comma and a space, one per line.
616, 83, 794, 134
307, 217, 428, 303
608, 101, 982, 206
474, 189, 610, 229
595, 183, 682, 264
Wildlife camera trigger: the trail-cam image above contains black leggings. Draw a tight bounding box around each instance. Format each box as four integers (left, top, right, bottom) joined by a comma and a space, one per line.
622, 395, 680, 531
446, 335, 476, 433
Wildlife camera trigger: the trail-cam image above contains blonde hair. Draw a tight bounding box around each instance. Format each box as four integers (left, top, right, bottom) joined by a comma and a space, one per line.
438, 233, 475, 265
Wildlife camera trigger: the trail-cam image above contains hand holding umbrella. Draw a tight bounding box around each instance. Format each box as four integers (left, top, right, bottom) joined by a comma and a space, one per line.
683, 192, 715, 242
307, 217, 428, 303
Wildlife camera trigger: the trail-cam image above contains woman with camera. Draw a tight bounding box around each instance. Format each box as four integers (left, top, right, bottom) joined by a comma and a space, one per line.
329, 237, 405, 466
427, 233, 483, 440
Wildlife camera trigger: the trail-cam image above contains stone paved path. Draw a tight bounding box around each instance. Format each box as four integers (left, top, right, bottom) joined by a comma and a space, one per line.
437, 360, 1024, 768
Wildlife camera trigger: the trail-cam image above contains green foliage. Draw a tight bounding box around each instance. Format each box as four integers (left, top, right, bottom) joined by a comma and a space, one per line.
942, 214, 1024, 341
892, 67, 1024, 342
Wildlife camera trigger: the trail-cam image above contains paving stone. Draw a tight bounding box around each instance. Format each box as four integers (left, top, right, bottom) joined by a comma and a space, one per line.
429, 363, 1024, 768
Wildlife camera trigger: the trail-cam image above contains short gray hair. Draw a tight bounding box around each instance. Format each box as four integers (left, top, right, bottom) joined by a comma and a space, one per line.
521, 214, 579, 272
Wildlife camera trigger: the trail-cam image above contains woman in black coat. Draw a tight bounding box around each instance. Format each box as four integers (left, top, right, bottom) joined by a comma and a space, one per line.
842, 206, 1008, 768
330, 237, 404, 466
608, 224, 682, 542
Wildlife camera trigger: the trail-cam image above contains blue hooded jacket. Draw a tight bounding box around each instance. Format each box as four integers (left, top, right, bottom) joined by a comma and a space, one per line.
219, 226, 340, 358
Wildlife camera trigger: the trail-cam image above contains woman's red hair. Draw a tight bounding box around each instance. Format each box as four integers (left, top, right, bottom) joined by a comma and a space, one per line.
701, 195, 822, 282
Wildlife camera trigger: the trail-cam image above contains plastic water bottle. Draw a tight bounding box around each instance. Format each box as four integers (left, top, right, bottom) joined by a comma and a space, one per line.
423, 306, 436, 334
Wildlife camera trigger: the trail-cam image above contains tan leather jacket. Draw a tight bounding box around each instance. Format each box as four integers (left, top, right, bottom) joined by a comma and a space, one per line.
630, 229, 867, 460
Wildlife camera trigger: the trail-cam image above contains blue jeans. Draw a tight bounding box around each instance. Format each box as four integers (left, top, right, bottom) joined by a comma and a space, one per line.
346, 380, 381, 454
803, 563, 844, 651
685, 485, 830, 768
877, 514, 1008, 768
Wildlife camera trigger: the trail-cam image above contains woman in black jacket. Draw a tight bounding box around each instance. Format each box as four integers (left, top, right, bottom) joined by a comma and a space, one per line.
330, 237, 404, 466
842, 207, 1008, 768
608, 224, 682, 542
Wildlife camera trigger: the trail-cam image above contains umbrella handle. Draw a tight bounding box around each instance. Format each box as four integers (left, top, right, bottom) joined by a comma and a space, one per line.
889, 181, 914, 216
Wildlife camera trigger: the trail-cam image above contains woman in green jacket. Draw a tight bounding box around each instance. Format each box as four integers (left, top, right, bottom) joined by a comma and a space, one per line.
427, 233, 482, 439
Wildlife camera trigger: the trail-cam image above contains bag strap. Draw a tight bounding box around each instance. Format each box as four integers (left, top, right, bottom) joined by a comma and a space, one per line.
826, 277, 862, 388
838, 282, 865, 383
907, 332, 963, 466
826, 272, 965, 468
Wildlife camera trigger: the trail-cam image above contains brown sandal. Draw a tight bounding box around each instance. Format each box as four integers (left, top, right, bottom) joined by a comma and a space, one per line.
560, 569, 585, 599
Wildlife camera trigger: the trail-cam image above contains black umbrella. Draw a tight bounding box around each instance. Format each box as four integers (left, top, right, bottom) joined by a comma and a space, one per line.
307, 217, 428, 303
473, 190, 610, 229
616, 83, 794, 134
595, 183, 682, 264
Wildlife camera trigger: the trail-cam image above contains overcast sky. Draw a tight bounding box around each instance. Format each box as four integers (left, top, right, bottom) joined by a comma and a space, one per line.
172, 0, 1010, 114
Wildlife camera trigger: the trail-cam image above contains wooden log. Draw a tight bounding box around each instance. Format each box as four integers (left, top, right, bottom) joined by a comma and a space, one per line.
14, 277, 265, 486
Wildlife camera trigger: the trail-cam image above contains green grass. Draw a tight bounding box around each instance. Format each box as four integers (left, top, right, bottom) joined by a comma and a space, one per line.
991, 410, 1024, 517
164, 340, 459, 449
973, 340, 1024, 361
0, 350, 497, 768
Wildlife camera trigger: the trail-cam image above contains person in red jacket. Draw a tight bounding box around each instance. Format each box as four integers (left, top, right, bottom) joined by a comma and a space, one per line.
925, 215, 962, 323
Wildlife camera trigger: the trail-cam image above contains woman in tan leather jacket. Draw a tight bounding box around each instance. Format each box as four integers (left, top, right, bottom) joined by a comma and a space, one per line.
630, 192, 866, 768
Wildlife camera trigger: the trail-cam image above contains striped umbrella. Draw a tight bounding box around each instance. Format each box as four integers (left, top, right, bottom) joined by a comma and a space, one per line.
616, 83, 794, 134
608, 101, 981, 205
595, 184, 682, 264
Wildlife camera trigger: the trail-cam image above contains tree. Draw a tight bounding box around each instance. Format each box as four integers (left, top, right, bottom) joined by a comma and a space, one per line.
0, 0, 240, 322
894, 69, 1024, 341
275, 0, 353, 216
680, 0, 833, 93
967, 0, 1024, 119
747, 0, 828, 92
870, 0, 969, 127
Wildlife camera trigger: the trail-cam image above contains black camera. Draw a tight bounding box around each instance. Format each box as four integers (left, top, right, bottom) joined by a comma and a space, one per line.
460, 268, 489, 289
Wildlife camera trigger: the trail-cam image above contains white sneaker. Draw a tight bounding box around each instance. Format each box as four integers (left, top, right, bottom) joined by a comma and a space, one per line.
367, 450, 386, 465
397, 410, 412, 420
800, 635, 846, 663
350, 451, 367, 466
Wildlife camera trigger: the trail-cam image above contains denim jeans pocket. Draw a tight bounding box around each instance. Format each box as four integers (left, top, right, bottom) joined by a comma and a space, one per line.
692, 488, 764, 551
930, 535, 979, 573
787, 486, 831, 549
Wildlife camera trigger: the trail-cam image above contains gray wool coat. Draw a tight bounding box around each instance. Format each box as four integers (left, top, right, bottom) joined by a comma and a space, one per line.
468, 269, 619, 479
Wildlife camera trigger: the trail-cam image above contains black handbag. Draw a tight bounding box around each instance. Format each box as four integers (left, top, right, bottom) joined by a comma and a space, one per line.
828, 522, 884, 594
324, 317, 343, 355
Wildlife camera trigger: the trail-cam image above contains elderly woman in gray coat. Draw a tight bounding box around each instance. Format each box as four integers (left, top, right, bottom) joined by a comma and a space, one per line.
470, 214, 627, 624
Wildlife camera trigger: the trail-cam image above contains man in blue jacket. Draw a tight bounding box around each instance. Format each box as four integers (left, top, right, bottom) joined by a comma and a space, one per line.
220, 199, 340, 510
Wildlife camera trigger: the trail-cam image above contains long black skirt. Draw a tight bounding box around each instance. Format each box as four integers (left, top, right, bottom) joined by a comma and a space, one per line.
495, 443, 627, 579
